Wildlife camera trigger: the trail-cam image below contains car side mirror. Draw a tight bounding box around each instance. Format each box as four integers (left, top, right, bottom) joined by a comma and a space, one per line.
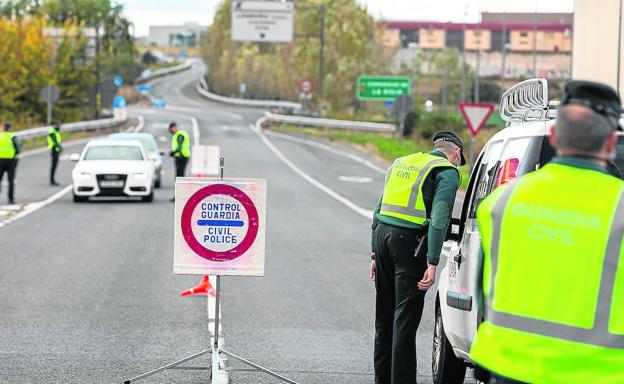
69, 153, 80, 162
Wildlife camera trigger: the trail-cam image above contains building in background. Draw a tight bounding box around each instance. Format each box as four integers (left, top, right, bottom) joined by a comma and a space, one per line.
147, 23, 207, 48
378, 12, 573, 81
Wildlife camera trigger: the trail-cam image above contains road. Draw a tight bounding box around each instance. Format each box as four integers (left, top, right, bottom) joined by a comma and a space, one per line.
0, 61, 474, 383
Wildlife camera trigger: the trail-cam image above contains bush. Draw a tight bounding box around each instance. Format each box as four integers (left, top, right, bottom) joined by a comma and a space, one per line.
402, 110, 420, 137
417, 112, 463, 139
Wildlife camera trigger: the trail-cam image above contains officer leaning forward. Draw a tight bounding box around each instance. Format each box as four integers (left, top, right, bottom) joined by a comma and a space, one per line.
0, 123, 20, 204
168, 121, 190, 201
471, 80, 624, 384
48, 121, 62, 186
371, 132, 464, 384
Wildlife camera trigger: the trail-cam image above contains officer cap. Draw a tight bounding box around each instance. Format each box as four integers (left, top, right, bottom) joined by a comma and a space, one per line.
560, 80, 623, 131
433, 131, 466, 166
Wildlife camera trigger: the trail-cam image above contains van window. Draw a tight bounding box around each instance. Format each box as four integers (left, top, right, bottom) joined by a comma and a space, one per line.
467, 141, 503, 218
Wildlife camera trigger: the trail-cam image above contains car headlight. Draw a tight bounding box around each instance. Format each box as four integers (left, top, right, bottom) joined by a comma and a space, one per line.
132, 172, 148, 180
78, 172, 92, 180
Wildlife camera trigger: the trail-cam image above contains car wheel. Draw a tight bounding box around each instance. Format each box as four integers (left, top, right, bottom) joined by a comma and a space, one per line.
432, 304, 466, 384
141, 192, 154, 203
155, 176, 161, 189
73, 193, 86, 203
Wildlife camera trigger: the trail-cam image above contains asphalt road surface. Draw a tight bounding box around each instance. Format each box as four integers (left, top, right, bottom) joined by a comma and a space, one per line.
0, 61, 475, 383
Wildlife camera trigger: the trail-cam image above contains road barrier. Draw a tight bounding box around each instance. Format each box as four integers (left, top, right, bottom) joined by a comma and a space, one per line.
262, 111, 396, 133
136, 62, 194, 84
14, 117, 129, 141
196, 78, 303, 110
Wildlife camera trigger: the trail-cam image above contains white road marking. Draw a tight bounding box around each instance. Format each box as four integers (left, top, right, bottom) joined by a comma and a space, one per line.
220, 125, 240, 132
264, 129, 386, 174
338, 176, 373, 183
0, 185, 72, 229
251, 118, 374, 220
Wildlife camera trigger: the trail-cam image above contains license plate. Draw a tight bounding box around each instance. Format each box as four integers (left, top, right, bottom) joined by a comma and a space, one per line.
99, 180, 124, 188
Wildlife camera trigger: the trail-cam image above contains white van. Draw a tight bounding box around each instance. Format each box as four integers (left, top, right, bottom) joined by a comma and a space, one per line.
432, 78, 624, 383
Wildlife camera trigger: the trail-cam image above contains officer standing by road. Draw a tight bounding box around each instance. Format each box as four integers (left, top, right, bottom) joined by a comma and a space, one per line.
471, 80, 624, 384
48, 121, 62, 186
0, 123, 20, 204
370, 132, 464, 384
168, 122, 190, 201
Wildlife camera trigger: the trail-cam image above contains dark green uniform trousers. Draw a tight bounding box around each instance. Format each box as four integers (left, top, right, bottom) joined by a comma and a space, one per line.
374, 222, 428, 384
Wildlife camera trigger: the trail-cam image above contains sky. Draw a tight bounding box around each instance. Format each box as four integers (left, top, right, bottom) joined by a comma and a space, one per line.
121, 0, 575, 37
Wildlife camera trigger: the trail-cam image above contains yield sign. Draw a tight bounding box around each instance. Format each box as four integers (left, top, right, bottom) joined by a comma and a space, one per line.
459, 103, 494, 137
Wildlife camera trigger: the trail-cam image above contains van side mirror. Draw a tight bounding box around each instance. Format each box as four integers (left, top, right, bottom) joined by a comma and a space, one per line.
69, 153, 80, 162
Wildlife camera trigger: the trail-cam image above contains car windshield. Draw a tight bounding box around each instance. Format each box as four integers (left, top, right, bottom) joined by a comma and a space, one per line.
110, 135, 157, 153
84, 145, 144, 161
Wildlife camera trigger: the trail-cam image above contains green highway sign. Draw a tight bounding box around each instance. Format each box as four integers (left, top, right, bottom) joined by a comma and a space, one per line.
357, 76, 411, 100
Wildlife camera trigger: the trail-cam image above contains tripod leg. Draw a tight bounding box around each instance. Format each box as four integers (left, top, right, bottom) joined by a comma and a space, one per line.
220, 349, 301, 384
123, 349, 210, 383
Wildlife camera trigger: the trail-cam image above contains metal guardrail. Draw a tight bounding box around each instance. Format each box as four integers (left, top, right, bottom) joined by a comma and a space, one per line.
14, 117, 128, 140
263, 111, 396, 133
196, 78, 303, 110
136, 62, 194, 84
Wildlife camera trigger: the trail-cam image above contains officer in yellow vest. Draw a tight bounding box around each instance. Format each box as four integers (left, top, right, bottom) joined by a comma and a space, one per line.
371, 132, 464, 384
471, 80, 624, 384
47, 122, 62, 186
168, 122, 191, 201
0, 123, 20, 204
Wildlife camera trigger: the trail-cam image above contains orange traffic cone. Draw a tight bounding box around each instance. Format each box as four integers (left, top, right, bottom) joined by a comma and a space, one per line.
179, 275, 216, 297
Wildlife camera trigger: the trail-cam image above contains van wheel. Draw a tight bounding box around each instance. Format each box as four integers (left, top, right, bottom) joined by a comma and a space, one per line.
432, 304, 466, 384
155, 176, 161, 188
141, 192, 153, 203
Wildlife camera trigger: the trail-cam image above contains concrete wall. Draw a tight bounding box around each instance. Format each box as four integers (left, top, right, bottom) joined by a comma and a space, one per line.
572, 0, 624, 91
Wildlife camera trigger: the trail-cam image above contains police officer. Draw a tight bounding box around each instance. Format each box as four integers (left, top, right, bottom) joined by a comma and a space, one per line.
168, 122, 190, 201
48, 121, 62, 186
371, 132, 464, 384
471, 80, 624, 384
0, 123, 20, 204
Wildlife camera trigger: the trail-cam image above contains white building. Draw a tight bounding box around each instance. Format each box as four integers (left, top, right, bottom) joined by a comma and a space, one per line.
146, 23, 207, 47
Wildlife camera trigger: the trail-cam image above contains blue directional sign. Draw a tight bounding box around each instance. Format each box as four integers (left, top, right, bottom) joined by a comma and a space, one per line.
114, 75, 123, 87
113, 96, 126, 108
153, 96, 166, 109
137, 84, 151, 94
385, 100, 395, 108
179, 50, 188, 58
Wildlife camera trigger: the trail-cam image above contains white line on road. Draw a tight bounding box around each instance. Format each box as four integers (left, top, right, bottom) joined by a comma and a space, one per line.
252, 118, 373, 220
338, 176, 373, 183
264, 129, 386, 174
0, 185, 72, 229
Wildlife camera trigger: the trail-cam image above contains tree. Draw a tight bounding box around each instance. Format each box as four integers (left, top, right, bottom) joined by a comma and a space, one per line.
202, 0, 389, 113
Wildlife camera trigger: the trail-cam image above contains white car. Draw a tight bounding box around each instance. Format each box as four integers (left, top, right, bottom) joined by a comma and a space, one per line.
71, 139, 155, 203
432, 78, 624, 384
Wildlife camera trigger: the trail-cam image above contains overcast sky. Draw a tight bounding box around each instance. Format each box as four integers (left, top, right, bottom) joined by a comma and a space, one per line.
122, 0, 575, 37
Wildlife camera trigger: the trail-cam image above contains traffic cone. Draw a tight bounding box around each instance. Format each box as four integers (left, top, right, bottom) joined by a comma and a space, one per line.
179, 275, 216, 297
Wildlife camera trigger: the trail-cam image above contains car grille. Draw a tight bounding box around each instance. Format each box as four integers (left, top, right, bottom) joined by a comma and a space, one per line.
96, 174, 127, 193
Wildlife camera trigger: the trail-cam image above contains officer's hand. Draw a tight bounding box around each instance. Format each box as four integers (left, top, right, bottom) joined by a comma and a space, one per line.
418, 264, 436, 291
370, 259, 376, 282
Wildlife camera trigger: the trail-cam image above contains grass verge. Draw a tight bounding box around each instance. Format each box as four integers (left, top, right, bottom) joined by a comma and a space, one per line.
269, 124, 471, 188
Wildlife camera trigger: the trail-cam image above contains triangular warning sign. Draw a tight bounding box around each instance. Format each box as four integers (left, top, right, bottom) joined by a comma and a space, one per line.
459, 103, 495, 137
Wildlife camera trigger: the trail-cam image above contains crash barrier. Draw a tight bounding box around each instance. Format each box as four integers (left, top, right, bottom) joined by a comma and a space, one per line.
135, 62, 193, 84
196, 77, 303, 111
263, 111, 397, 133
15, 117, 129, 144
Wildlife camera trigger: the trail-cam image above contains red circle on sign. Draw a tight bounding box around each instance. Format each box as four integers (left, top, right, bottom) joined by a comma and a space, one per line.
181, 184, 259, 262
299, 79, 313, 94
